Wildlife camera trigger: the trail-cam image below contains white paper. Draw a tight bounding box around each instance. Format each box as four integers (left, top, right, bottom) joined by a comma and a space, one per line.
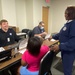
56, 52, 61, 58
0, 47, 5, 52
17, 32, 26, 36
45, 34, 51, 39
18, 49, 26, 54
19, 42, 27, 49
50, 39, 56, 41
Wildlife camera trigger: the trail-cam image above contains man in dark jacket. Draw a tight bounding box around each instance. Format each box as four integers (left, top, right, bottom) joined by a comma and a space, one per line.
32, 21, 47, 38
0, 19, 20, 47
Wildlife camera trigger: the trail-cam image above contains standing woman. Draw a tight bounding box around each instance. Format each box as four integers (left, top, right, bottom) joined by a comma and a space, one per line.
50, 6, 75, 75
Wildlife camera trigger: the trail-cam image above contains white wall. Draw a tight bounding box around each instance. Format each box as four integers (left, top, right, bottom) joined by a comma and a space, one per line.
15, 0, 26, 31
1, 0, 17, 26
51, 0, 75, 33
33, 0, 51, 33
0, 0, 26, 31
0, 0, 2, 20
26, 0, 34, 29
25, 0, 51, 32
1, 0, 75, 33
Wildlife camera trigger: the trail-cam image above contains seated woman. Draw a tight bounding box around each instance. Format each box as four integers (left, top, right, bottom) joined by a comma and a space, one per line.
17, 36, 50, 75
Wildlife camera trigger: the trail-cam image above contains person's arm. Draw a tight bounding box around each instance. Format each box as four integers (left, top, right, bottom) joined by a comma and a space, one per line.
41, 45, 50, 55
21, 51, 27, 66
12, 29, 21, 42
21, 59, 27, 66
34, 32, 47, 37
33, 26, 47, 37
59, 23, 75, 51
52, 33, 60, 40
50, 23, 75, 52
48, 33, 59, 41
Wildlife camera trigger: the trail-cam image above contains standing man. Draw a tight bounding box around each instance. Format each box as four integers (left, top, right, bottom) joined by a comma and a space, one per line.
32, 21, 47, 38
0, 19, 20, 47
50, 6, 75, 75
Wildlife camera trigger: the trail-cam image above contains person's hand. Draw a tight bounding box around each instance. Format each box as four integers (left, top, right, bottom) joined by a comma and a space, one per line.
42, 32, 47, 35
48, 36, 52, 41
34, 34, 41, 37
50, 44, 59, 52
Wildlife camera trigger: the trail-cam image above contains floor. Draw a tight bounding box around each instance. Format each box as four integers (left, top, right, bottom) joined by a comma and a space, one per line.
51, 57, 64, 75
51, 56, 75, 75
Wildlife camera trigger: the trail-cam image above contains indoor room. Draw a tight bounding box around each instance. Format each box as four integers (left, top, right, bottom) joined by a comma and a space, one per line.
0, 0, 75, 75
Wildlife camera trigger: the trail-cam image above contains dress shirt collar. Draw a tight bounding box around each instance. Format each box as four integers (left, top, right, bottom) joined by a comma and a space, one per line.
67, 20, 73, 23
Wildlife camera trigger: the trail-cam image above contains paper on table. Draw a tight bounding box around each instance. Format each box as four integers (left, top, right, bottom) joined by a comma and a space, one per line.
17, 32, 26, 36
56, 52, 61, 58
0, 47, 5, 52
45, 34, 51, 39
50, 39, 56, 41
19, 42, 27, 49
18, 48, 26, 54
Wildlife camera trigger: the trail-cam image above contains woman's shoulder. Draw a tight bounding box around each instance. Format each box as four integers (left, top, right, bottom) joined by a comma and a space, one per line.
41, 45, 49, 48
40, 45, 49, 51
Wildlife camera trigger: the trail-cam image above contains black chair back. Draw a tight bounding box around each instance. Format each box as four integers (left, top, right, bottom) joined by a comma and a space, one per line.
22, 29, 29, 34
39, 51, 55, 75
28, 30, 33, 38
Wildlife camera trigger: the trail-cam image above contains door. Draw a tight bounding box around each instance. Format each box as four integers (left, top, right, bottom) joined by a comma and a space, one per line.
42, 6, 49, 33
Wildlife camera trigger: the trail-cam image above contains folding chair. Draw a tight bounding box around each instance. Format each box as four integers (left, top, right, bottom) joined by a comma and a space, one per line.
39, 50, 55, 75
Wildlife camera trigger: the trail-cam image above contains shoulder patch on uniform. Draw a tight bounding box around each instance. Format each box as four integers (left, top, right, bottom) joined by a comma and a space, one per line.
63, 27, 66, 31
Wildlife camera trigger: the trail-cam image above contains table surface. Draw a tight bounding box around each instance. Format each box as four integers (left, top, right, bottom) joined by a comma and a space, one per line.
16, 32, 26, 36
0, 39, 58, 71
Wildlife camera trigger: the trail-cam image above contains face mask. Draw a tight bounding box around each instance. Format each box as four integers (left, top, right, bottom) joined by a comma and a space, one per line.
40, 26, 44, 29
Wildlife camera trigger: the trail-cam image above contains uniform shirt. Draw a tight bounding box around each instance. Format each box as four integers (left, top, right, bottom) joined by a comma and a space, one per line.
0, 28, 20, 47
32, 26, 45, 36
52, 20, 75, 51
22, 45, 49, 71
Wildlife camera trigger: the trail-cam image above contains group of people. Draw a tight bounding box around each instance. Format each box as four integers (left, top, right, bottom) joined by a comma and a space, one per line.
19, 6, 75, 75
0, 6, 75, 75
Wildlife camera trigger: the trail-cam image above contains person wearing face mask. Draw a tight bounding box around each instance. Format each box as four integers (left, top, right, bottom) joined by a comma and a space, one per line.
32, 21, 47, 38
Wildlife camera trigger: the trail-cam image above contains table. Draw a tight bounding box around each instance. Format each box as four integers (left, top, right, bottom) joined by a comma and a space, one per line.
43, 39, 59, 47
16, 32, 26, 38
0, 53, 22, 71
0, 39, 58, 74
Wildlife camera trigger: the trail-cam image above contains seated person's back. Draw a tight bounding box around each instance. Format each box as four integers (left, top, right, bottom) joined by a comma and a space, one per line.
18, 36, 50, 75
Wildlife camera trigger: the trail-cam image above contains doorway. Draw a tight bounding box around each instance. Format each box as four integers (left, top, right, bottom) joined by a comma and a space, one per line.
42, 6, 49, 33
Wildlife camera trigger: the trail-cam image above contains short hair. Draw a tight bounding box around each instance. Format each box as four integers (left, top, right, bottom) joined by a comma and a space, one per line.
0, 19, 8, 25
27, 36, 43, 56
39, 21, 44, 25
65, 6, 75, 20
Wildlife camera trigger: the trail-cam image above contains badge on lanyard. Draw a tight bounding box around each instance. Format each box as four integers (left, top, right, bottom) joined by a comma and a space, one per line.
63, 27, 66, 31
7, 38, 10, 42
10, 33, 12, 35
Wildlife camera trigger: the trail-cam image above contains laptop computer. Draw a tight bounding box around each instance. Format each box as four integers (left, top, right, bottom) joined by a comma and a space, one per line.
0, 47, 11, 62
0, 38, 28, 62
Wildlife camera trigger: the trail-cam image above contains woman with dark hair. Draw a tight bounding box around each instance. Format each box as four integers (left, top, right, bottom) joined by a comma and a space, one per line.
18, 36, 50, 75
50, 6, 75, 75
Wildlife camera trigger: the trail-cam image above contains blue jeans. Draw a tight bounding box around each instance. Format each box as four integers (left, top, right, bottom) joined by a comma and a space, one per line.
20, 66, 39, 75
